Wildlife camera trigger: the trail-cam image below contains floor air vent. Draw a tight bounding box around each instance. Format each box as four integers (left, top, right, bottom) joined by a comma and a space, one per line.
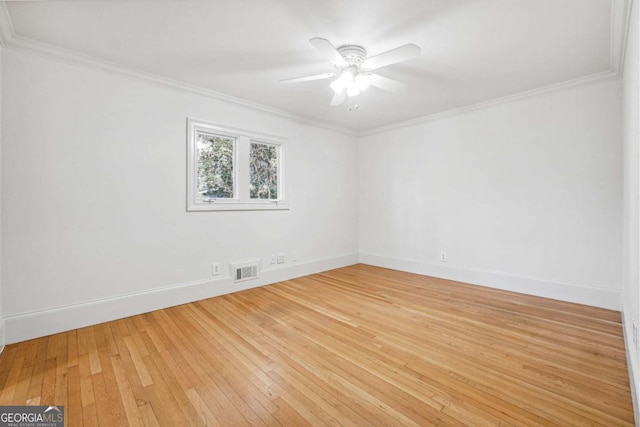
230, 259, 260, 283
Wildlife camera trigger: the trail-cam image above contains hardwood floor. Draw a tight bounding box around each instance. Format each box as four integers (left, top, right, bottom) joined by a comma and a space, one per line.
0, 264, 634, 426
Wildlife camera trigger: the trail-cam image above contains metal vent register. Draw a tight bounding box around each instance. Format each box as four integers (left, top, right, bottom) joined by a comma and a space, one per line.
230, 260, 260, 283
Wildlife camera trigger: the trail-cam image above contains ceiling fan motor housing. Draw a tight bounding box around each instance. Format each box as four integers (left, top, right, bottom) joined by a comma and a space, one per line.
337, 45, 367, 67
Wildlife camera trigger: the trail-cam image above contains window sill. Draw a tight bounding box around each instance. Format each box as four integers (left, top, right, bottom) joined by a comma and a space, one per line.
187, 202, 290, 212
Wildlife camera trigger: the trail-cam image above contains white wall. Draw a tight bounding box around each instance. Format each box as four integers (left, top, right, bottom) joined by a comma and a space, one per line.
1, 48, 359, 343
359, 79, 623, 309
622, 0, 640, 418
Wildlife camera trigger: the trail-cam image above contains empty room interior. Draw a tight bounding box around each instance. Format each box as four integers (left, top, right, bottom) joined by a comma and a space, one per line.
0, 0, 639, 425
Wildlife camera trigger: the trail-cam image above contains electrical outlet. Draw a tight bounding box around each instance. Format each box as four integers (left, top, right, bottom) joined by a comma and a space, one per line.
212, 263, 220, 276
634, 319, 638, 348
270, 254, 277, 265
440, 252, 447, 263
277, 253, 285, 264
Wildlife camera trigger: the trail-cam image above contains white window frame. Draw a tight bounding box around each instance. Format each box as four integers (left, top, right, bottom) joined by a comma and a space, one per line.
187, 118, 288, 211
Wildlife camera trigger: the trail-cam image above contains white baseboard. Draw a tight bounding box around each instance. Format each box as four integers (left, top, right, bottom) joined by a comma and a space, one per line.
621, 308, 640, 426
359, 253, 621, 310
3, 253, 622, 344
4, 253, 359, 344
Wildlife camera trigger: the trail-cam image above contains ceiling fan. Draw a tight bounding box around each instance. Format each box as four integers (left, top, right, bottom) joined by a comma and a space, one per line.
281, 38, 421, 107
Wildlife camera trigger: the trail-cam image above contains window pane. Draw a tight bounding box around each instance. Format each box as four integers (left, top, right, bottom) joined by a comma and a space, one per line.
196, 133, 234, 199
250, 142, 278, 199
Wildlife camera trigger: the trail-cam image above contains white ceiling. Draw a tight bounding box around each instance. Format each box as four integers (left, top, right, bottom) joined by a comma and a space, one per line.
1, 0, 626, 133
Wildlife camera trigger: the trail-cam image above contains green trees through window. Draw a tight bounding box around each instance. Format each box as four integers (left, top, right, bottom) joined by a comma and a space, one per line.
250, 143, 278, 199
196, 134, 235, 199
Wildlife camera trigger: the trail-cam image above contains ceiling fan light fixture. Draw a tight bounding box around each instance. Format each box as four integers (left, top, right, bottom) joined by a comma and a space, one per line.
347, 86, 360, 97
331, 70, 355, 94
355, 73, 371, 91
339, 71, 354, 88
330, 79, 344, 94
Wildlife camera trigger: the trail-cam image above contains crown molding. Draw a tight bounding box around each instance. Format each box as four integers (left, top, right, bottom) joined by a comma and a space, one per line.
360, 0, 631, 137
616, 0, 635, 74
611, 0, 634, 74
3, 33, 358, 137
0, 0, 632, 137
359, 69, 619, 137
0, 1, 15, 46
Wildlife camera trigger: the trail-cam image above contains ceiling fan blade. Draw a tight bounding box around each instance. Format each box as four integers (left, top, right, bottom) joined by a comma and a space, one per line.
280, 72, 336, 83
363, 44, 421, 70
310, 37, 348, 67
330, 91, 347, 107
368, 74, 407, 93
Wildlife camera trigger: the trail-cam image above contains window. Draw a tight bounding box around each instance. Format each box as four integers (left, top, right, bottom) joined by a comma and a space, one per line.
187, 119, 287, 211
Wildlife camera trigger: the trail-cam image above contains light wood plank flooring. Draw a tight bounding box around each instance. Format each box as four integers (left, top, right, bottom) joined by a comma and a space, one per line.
0, 264, 634, 426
